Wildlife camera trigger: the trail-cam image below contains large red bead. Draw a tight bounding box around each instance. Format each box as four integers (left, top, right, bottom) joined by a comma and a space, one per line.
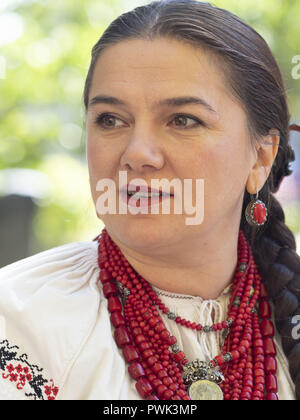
103, 281, 119, 298
259, 300, 271, 319
123, 345, 139, 363
260, 320, 274, 337
100, 269, 111, 284
110, 311, 125, 327
260, 283, 268, 299
97, 252, 106, 267
263, 338, 277, 356
107, 296, 122, 313
265, 392, 278, 400
128, 362, 145, 379
253, 202, 267, 224
114, 326, 131, 348
265, 356, 277, 374
265, 374, 278, 392
136, 377, 153, 398
146, 394, 159, 400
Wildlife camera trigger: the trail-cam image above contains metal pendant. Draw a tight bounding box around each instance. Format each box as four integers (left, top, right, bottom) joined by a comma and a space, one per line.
182, 359, 225, 400
188, 379, 224, 400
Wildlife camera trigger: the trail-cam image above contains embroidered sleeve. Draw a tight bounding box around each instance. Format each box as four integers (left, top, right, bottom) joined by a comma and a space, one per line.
0, 339, 59, 400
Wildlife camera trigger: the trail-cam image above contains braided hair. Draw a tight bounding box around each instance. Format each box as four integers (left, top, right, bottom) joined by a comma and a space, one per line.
83, 0, 300, 398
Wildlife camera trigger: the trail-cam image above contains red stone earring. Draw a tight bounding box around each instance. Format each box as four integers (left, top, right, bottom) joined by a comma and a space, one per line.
245, 187, 268, 226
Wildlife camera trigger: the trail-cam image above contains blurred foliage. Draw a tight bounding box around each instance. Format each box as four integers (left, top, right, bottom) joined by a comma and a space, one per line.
0, 0, 299, 253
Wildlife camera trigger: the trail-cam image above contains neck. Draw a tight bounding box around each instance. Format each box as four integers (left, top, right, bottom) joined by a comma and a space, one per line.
106, 225, 239, 301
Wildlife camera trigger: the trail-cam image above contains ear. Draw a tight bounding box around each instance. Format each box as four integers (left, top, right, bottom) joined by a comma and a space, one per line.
246, 129, 280, 195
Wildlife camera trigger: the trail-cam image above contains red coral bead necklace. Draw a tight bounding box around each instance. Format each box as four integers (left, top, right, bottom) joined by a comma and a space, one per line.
97, 228, 278, 400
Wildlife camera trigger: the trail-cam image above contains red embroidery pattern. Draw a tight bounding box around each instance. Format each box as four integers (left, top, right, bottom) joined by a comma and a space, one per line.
0, 340, 59, 400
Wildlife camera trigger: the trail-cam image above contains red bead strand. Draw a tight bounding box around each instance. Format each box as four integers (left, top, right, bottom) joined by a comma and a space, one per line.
97, 228, 278, 400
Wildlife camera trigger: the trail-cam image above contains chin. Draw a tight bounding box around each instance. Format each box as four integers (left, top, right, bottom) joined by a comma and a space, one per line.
104, 216, 176, 250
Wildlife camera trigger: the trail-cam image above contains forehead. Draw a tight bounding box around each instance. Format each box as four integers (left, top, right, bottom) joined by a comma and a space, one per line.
89, 38, 232, 110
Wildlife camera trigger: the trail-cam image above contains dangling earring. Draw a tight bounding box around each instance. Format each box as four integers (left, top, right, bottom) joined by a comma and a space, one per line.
245, 187, 268, 226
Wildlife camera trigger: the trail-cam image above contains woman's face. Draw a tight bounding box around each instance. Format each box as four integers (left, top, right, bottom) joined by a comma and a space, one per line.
86, 37, 257, 252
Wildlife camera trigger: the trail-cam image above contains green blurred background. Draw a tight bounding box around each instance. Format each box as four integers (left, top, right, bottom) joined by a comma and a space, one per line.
0, 0, 299, 267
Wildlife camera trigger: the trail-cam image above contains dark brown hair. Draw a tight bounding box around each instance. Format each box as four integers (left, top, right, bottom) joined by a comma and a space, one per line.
83, 0, 300, 399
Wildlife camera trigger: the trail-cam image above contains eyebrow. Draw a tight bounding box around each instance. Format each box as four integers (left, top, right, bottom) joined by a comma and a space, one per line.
88, 95, 217, 114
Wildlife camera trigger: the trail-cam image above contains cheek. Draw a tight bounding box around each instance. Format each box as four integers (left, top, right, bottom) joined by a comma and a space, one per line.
189, 142, 248, 200
87, 137, 117, 178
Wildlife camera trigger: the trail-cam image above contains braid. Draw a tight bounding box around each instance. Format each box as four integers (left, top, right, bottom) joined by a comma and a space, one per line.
241, 158, 300, 400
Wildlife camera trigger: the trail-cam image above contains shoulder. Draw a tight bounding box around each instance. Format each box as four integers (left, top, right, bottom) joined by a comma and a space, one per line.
0, 240, 102, 400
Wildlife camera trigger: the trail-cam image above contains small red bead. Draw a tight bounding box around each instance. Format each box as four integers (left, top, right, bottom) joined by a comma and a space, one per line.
214, 355, 225, 366
157, 369, 168, 379
142, 349, 154, 359
135, 334, 146, 345
255, 377, 265, 385
149, 317, 159, 327
139, 341, 150, 351
152, 378, 163, 388
154, 322, 165, 333
253, 339, 263, 347
231, 350, 240, 360
160, 330, 170, 340
254, 347, 264, 357
163, 389, 174, 400
152, 363, 163, 374
147, 356, 158, 367
156, 384, 167, 398
166, 336, 177, 346
254, 368, 264, 377
162, 377, 173, 386
174, 351, 185, 363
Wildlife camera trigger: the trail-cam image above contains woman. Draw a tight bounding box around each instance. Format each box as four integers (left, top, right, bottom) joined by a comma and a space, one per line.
0, 0, 299, 400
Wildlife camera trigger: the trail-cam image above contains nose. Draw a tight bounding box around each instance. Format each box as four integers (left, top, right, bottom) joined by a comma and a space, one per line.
120, 130, 165, 173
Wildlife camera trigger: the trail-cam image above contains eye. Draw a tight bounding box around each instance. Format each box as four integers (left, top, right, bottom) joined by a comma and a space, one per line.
170, 114, 204, 129
93, 113, 125, 129
93, 112, 205, 130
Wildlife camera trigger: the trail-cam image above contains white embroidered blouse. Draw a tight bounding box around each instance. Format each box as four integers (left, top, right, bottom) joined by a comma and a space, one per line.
0, 240, 296, 400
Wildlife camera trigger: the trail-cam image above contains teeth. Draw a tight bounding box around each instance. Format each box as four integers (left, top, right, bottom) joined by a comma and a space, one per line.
128, 191, 161, 198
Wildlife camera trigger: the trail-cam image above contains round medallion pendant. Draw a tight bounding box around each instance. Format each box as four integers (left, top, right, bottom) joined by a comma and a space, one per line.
188, 380, 224, 400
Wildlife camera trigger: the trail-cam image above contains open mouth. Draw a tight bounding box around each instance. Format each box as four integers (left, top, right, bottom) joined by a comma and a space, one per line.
120, 189, 173, 208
